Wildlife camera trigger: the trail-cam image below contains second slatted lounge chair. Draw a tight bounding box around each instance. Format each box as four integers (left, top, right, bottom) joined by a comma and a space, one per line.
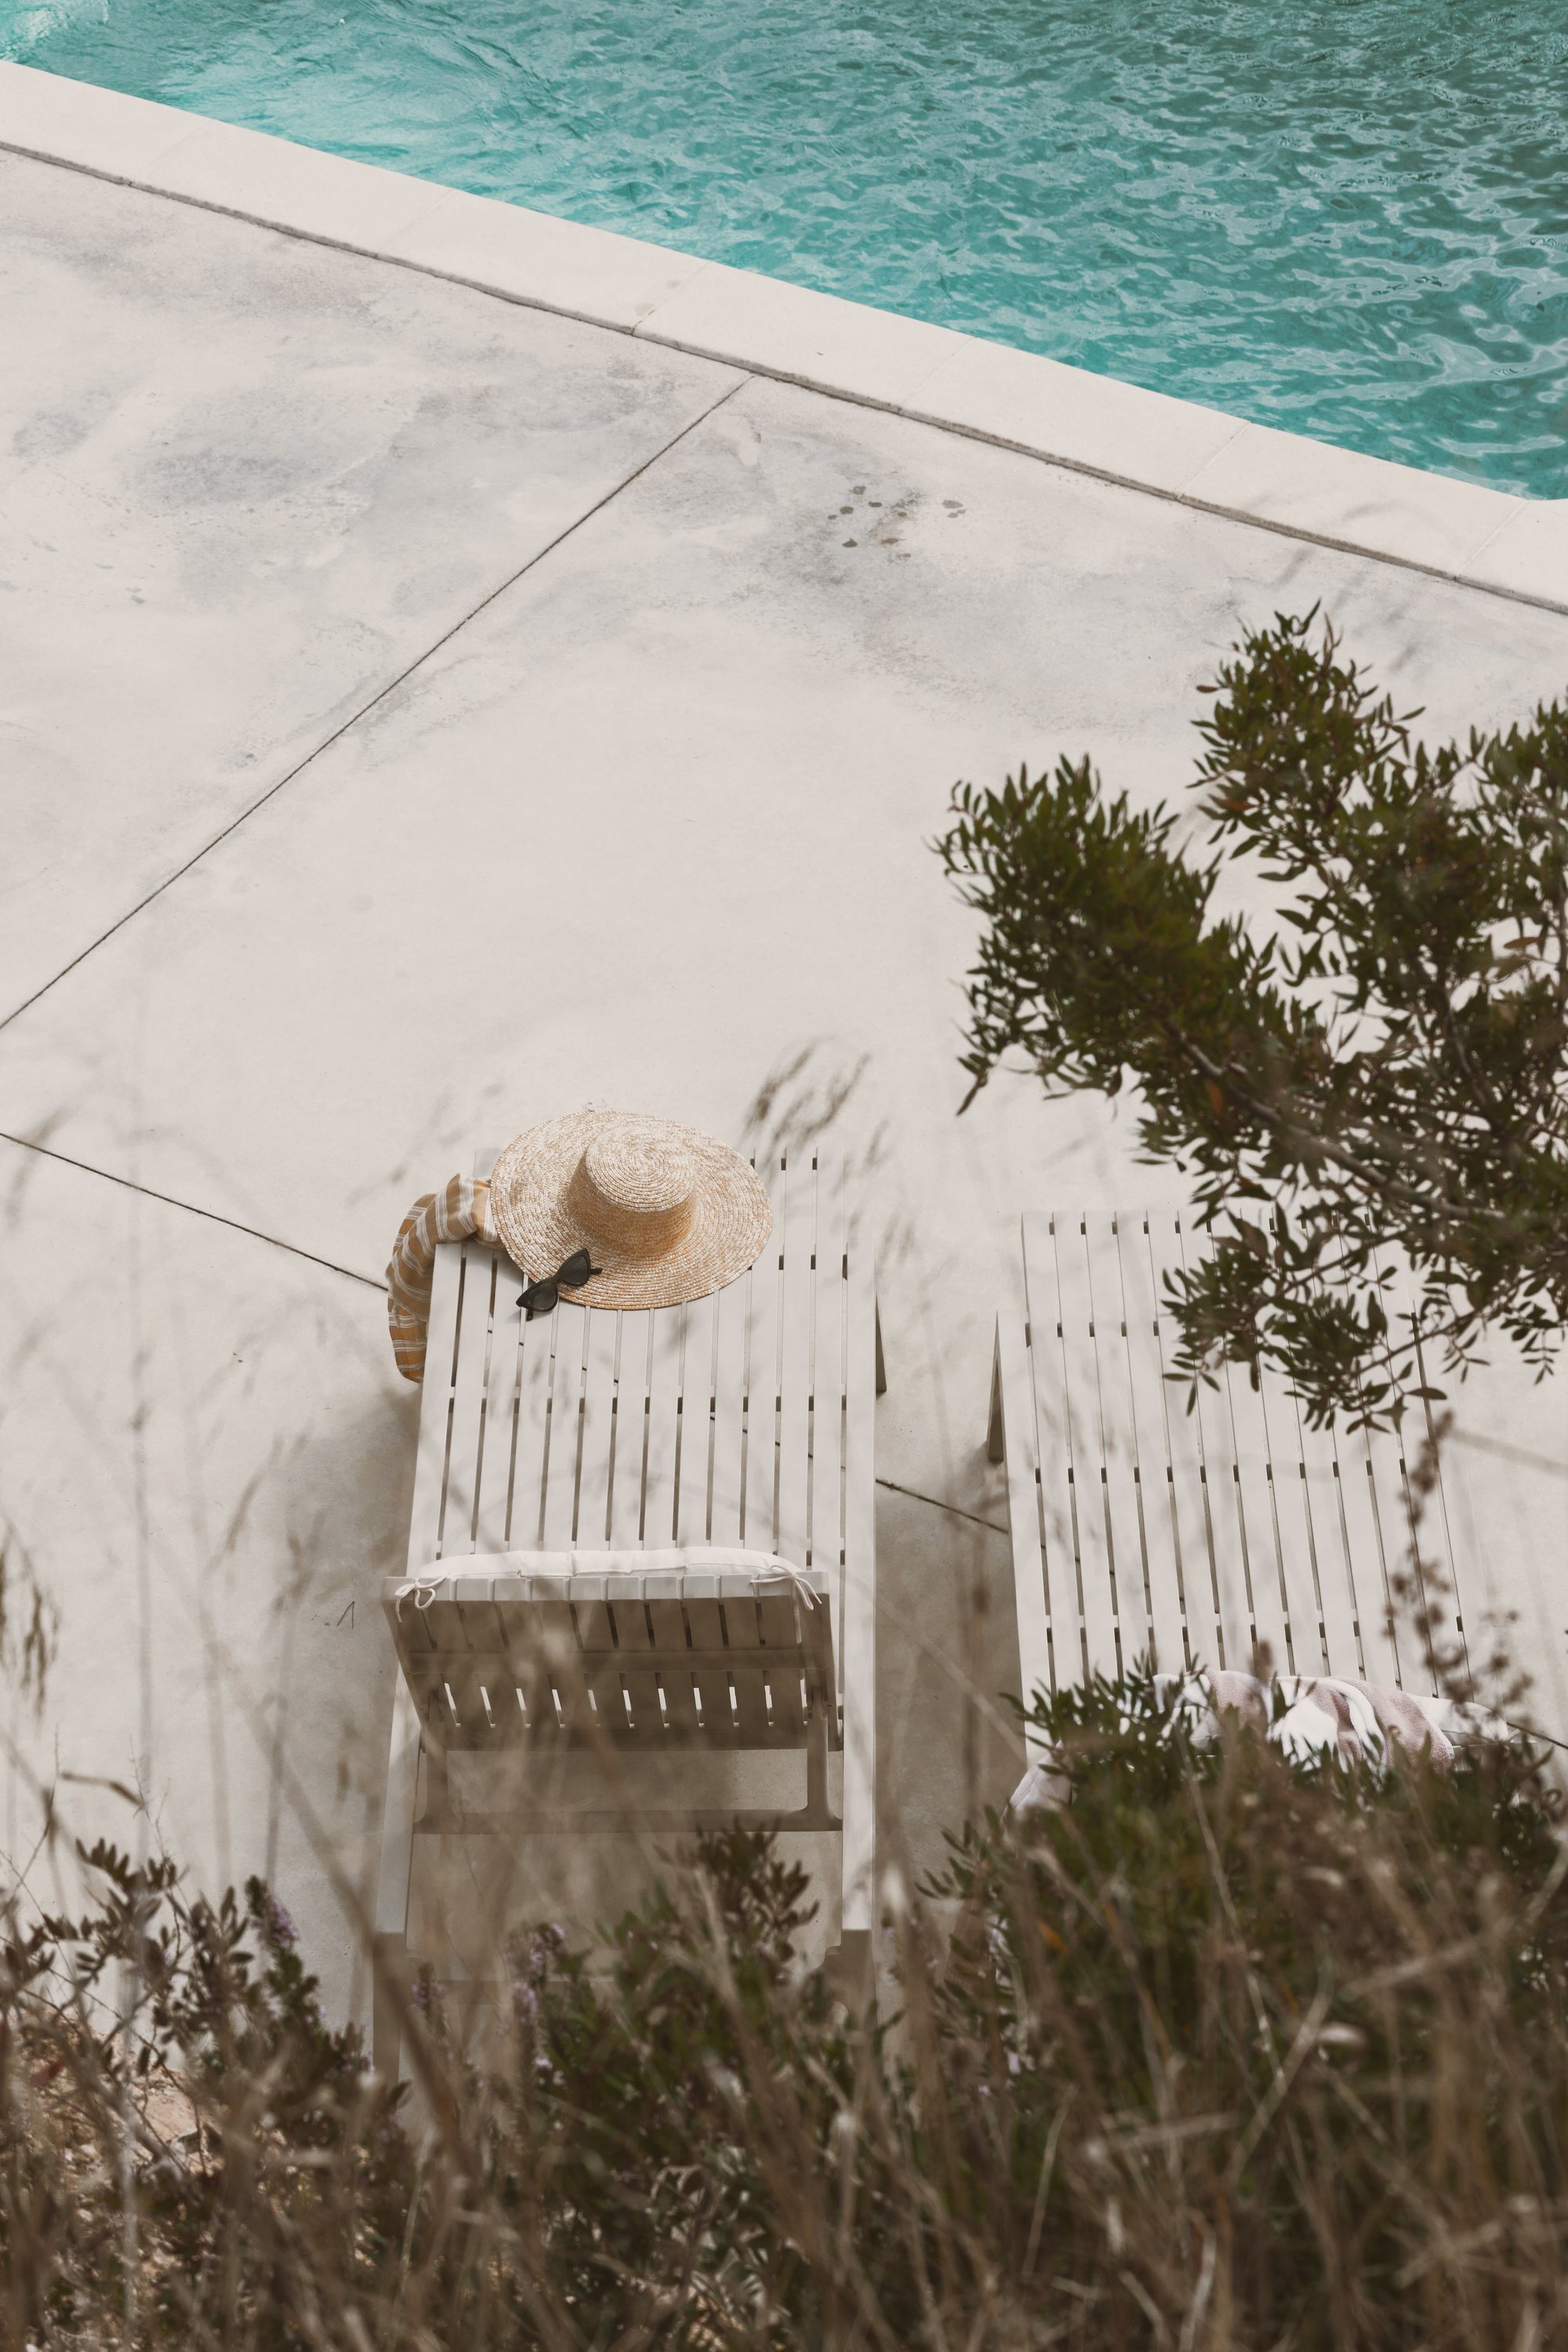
987, 1206, 1474, 1719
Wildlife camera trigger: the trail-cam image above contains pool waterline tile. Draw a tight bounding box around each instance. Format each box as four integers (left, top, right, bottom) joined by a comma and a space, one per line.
0, 52, 203, 182
902, 335, 1247, 497
0, 59, 1563, 615
1177, 421, 1530, 582
383, 183, 710, 333
1463, 503, 1568, 608
635, 263, 971, 415
132, 113, 447, 251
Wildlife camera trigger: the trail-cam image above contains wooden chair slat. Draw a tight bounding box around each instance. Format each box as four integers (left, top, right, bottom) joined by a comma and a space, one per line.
407, 1244, 463, 1570
539, 1306, 588, 1551
720, 1588, 771, 1741
1021, 1212, 1079, 1683
676, 1293, 717, 1547
1254, 1357, 1334, 1677
811, 1156, 847, 1575
1139, 1212, 1228, 1672
709, 1273, 749, 1545
477, 1274, 524, 1555
642, 1307, 684, 1548
644, 1588, 702, 1737
1218, 1344, 1295, 1677
1040, 1214, 1121, 1678
608, 1312, 652, 1548
841, 1236, 879, 1943
995, 1312, 1054, 1711
441, 1246, 499, 1560
507, 1314, 555, 1551
744, 1177, 783, 1552
776, 1157, 815, 1570
572, 1308, 620, 1549
1167, 1219, 1255, 1673
1112, 1214, 1190, 1679
1083, 1211, 1156, 1673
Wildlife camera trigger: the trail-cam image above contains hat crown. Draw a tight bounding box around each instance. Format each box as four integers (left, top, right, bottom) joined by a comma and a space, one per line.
571, 1127, 698, 1257
488, 1109, 772, 1308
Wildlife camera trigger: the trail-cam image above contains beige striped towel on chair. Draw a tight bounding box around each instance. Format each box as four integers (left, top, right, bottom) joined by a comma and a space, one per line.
387, 1176, 508, 1383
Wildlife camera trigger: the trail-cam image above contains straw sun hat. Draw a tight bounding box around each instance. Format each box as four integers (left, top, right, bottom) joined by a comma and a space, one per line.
488, 1111, 773, 1312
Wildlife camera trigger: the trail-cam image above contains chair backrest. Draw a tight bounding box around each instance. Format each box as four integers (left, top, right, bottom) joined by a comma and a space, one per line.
405, 1148, 877, 1718
1003, 1207, 1470, 1696
386, 1559, 836, 1752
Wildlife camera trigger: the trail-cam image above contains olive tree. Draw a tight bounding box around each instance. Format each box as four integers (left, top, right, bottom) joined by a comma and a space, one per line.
937, 611, 1568, 1425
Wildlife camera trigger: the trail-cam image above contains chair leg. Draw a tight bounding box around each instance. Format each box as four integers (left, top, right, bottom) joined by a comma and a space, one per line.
373, 1679, 423, 2080
804, 1705, 829, 1823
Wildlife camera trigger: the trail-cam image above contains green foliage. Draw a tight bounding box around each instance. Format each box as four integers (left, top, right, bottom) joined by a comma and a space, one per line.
6, 1706, 1568, 2347
936, 612, 1568, 1422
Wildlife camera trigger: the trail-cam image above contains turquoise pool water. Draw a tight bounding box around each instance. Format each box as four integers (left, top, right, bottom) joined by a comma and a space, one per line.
6, 0, 1568, 497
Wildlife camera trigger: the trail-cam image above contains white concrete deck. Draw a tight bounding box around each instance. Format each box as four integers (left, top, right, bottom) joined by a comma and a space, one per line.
2, 74, 1566, 2017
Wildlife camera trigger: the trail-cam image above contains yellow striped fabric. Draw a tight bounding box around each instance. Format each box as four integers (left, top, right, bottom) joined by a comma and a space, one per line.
387, 1175, 507, 1383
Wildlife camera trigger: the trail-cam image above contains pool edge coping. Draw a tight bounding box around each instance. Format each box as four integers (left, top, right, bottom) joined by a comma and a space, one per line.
2, 60, 1565, 619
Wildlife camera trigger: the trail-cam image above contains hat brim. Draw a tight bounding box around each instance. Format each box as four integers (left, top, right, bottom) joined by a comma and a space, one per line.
488, 1112, 774, 1311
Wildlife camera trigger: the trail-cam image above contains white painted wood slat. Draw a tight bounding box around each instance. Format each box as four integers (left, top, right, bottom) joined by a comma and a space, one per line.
1083, 1213, 1156, 1674
608, 1312, 652, 1549
441, 1244, 498, 1562
709, 1274, 749, 1547
406, 1242, 464, 1571
476, 1272, 525, 1556
996, 1312, 1054, 1716
810, 1155, 847, 1577
641, 1306, 685, 1549
1020, 1212, 1083, 1685
744, 1164, 783, 1555
1051, 1214, 1122, 1678
676, 1293, 717, 1548
573, 1308, 620, 1550
776, 1156, 815, 1573
539, 1304, 588, 1552
1112, 1215, 1189, 1678
841, 1236, 878, 1943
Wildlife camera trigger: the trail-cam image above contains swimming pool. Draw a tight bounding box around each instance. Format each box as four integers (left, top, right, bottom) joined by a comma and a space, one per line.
5, 0, 1567, 498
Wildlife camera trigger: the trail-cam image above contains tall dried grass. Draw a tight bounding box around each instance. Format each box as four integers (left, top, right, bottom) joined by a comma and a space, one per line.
4, 1678, 1567, 2348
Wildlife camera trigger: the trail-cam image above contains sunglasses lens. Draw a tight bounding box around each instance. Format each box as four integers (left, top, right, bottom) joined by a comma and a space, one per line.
557, 1250, 593, 1287
521, 1280, 558, 1319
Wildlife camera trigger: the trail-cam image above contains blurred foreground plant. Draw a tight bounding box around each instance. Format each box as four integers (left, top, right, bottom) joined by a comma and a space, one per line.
5, 1682, 1568, 2347
937, 612, 1568, 1425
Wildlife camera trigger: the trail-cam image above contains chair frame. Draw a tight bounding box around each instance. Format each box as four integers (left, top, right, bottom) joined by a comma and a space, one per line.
373, 1146, 880, 2071
989, 1206, 1471, 1725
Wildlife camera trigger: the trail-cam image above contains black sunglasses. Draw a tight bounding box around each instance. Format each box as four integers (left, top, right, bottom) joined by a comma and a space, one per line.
519, 1248, 601, 1320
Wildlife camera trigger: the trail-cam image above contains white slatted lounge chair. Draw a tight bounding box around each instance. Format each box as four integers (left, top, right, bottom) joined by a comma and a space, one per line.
374, 1147, 880, 2073
987, 1208, 1472, 1726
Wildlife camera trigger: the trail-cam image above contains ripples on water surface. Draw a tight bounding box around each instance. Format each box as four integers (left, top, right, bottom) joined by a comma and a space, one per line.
6, 0, 1568, 494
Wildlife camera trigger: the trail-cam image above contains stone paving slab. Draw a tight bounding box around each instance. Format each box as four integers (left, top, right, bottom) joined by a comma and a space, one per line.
0, 149, 739, 1022
0, 1142, 405, 2016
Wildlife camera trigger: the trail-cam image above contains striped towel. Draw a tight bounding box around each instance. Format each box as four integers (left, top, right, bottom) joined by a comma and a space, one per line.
387, 1176, 509, 1383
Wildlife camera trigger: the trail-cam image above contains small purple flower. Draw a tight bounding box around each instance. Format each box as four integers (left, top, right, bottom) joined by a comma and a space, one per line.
248, 1889, 298, 1951
263, 1896, 298, 1951
524, 1924, 565, 1985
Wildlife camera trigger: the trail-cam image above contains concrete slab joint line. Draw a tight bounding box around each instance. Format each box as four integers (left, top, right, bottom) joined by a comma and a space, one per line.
0, 1131, 387, 1289
0, 372, 746, 1035
0, 62, 1563, 617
